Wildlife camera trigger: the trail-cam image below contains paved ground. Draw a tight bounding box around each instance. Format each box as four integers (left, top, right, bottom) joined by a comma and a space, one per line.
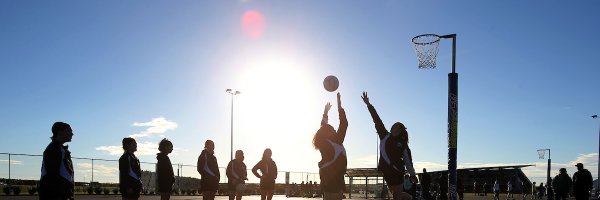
0, 194, 581, 200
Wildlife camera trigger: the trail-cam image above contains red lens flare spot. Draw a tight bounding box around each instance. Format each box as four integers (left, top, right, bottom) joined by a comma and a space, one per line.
241, 10, 265, 39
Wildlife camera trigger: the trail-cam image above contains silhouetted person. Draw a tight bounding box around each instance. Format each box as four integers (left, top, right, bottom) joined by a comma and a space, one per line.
362, 92, 416, 200
573, 163, 593, 200
537, 182, 545, 199
252, 148, 278, 200
553, 168, 572, 200
507, 180, 514, 199
493, 180, 500, 200
473, 181, 478, 195
156, 138, 174, 200
483, 182, 488, 196
39, 122, 74, 200
457, 176, 464, 200
227, 150, 248, 200
119, 137, 142, 200
198, 140, 220, 200
522, 181, 529, 200
313, 92, 348, 200
420, 168, 432, 200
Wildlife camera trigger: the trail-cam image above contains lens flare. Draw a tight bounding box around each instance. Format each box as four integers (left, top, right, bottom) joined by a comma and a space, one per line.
241, 10, 266, 39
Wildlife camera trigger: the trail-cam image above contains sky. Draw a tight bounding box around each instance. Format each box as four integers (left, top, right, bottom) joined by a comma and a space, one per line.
1, 1, 599, 185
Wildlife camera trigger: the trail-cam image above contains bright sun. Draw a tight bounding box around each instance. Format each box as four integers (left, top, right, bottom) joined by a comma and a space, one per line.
233, 53, 324, 170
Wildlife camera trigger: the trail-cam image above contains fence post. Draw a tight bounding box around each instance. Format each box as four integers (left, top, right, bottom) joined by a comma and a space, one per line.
91, 159, 94, 185
8, 153, 11, 187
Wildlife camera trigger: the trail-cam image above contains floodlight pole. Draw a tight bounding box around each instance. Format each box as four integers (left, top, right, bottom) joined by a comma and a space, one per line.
593, 114, 599, 193
226, 89, 241, 161
439, 34, 458, 200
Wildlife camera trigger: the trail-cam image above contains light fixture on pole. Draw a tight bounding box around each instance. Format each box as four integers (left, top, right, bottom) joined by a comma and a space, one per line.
412, 33, 458, 200
226, 88, 241, 161
537, 149, 551, 188
593, 114, 599, 193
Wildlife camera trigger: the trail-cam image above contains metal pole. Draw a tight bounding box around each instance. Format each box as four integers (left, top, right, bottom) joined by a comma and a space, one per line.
230, 94, 234, 161
593, 115, 599, 193
547, 150, 551, 187
8, 153, 11, 187
446, 34, 458, 200
92, 159, 94, 185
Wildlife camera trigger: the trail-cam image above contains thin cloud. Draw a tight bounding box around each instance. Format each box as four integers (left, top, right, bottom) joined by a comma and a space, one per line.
0, 159, 23, 165
96, 141, 159, 156
129, 117, 177, 138
570, 153, 598, 166
97, 117, 178, 156
77, 163, 118, 176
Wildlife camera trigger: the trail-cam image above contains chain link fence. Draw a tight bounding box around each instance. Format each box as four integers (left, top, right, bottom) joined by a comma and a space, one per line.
0, 152, 321, 196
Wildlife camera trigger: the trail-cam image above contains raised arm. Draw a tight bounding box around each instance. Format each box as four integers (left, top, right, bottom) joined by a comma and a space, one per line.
335, 92, 348, 143
321, 102, 332, 125
362, 92, 389, 139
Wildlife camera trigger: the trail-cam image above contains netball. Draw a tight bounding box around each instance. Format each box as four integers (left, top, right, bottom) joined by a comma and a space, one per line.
323, 75, 339, 92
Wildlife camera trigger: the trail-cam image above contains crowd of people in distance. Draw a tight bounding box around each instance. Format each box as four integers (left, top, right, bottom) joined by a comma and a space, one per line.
37, 92, 595, 200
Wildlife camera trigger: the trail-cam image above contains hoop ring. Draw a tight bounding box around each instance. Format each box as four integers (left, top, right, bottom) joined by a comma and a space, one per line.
412, 34, 441, 45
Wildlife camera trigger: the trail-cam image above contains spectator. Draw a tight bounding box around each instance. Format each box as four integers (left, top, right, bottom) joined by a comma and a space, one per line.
552, 168, 572, 200
572, 163, 593, 200
420, 169, 432, 200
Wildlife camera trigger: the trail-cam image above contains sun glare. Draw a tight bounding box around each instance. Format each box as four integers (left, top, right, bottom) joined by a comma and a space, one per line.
234, 55, 322, 169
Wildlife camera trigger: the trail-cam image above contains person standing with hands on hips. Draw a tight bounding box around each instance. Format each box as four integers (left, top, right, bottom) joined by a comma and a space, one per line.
252, 148, 278, 200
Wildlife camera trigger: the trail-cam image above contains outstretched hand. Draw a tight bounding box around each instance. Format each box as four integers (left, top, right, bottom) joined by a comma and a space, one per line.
361, 91, 370, 105
336, 92, 342, 109
324, 102, 332, 115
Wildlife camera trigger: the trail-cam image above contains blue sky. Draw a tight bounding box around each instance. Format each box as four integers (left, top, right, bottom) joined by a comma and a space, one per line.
1, 1, 599, 184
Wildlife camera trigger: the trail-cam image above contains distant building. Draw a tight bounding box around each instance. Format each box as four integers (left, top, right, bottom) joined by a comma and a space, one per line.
345, 164, 535, 197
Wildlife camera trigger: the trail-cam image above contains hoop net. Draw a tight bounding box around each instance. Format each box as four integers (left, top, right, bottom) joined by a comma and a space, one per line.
412, 34, 441, 69
537, 149, 546, 159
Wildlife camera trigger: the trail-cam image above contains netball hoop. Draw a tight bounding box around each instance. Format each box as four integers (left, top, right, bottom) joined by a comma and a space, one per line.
537, 149, 546, 159
412, 34, 441, 69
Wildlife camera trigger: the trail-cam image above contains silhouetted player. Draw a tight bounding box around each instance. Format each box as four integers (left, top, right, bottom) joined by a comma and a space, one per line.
198, 140, 220, 200
156, 138, 174, 200
252, 148, 278, 200
119, 137, 142, 200
227, 150, 248, 200
39, 122, 74, 200
313, 92, 348, 200
362, 92, 416, 200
